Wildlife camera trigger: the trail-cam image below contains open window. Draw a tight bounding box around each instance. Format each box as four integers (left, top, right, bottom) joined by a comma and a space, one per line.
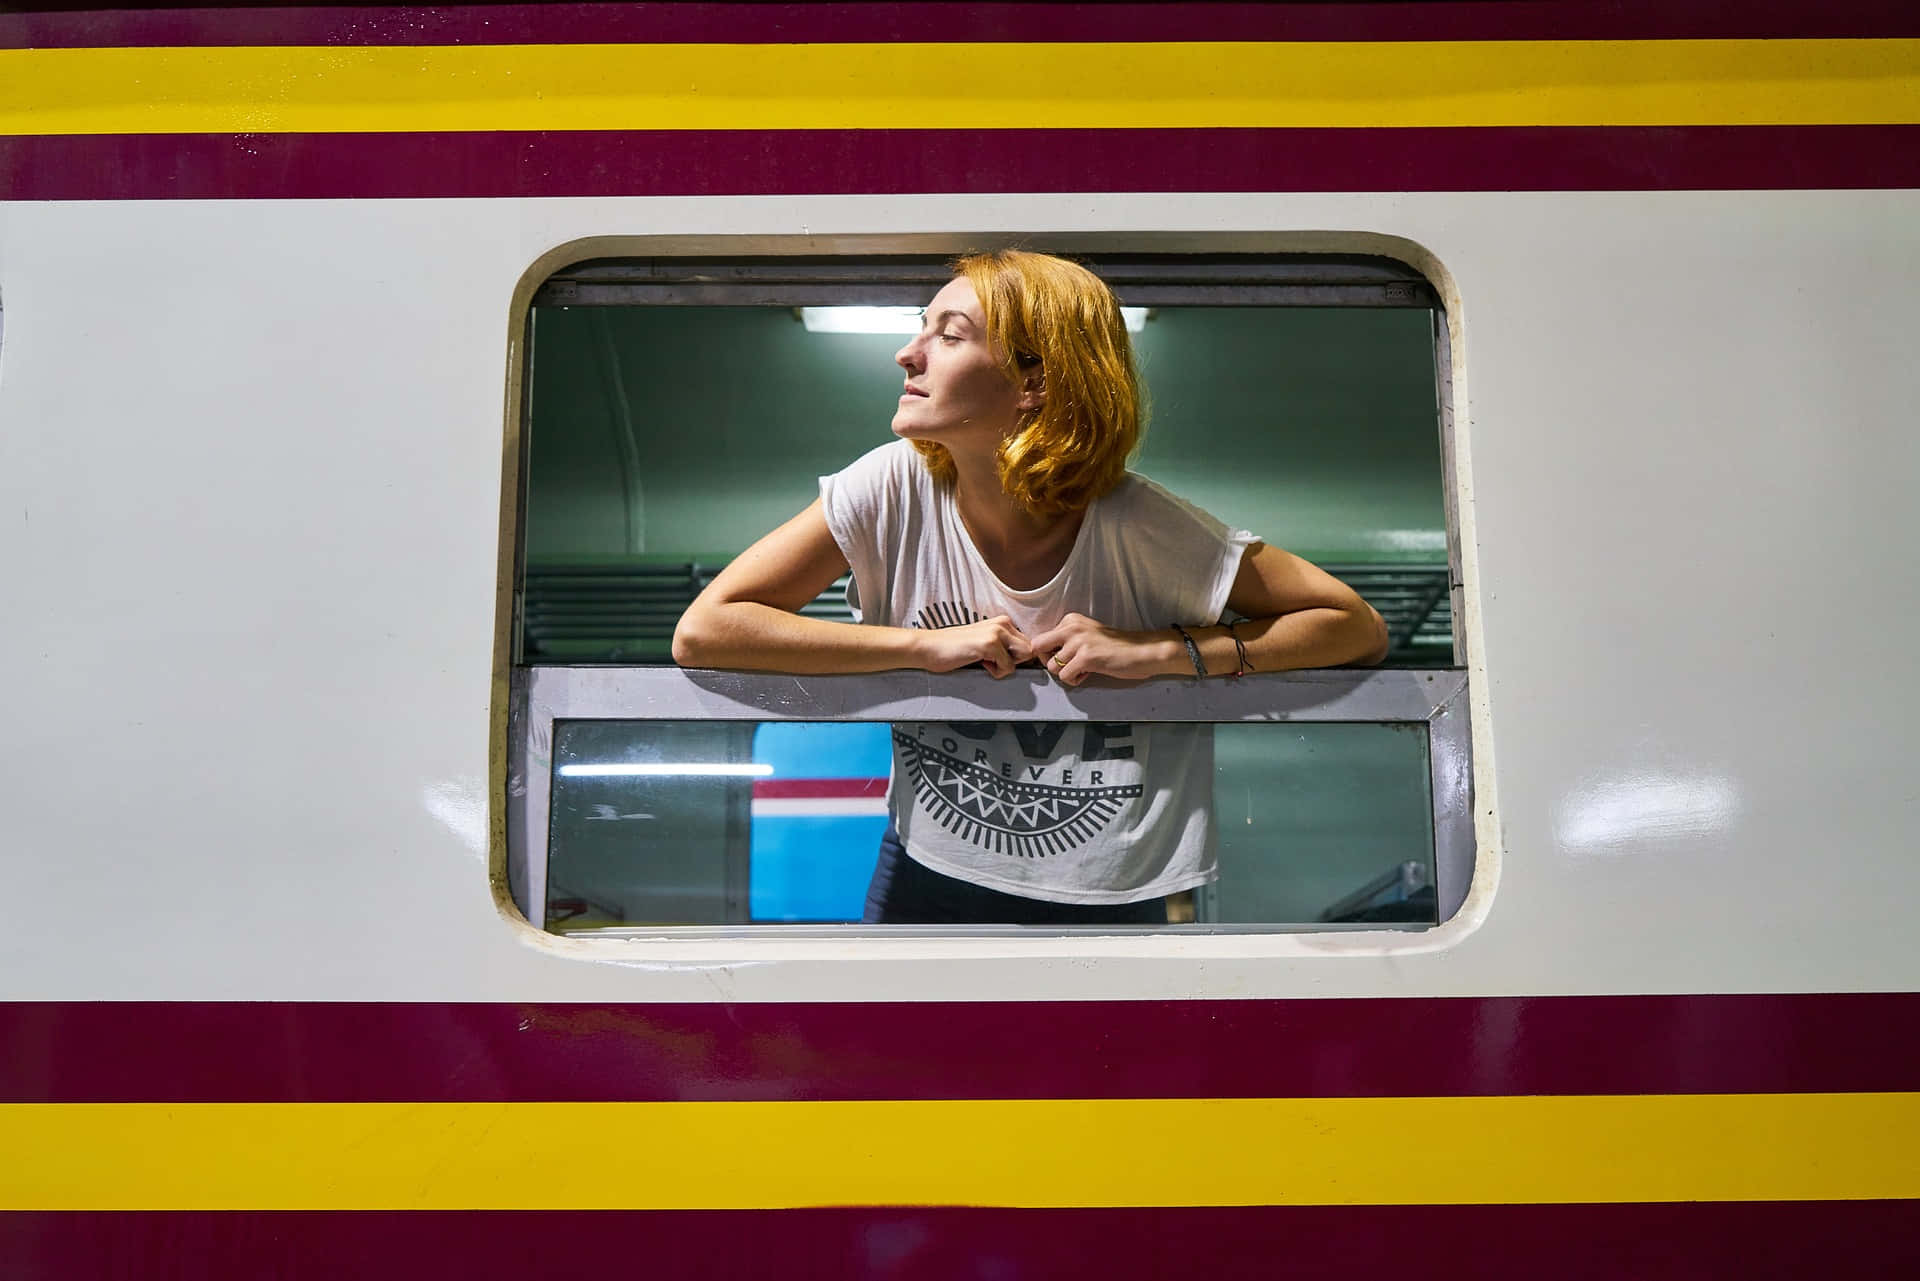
506, 253, 1467, 933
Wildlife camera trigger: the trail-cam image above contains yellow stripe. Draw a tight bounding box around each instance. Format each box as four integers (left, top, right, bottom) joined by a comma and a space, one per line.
2, 40, 1917, 136
4, 1094, 1917, 1209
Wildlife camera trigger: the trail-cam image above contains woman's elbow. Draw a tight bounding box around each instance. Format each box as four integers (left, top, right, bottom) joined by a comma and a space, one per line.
670, 609, 716, 668
1346, 603, 1390, 667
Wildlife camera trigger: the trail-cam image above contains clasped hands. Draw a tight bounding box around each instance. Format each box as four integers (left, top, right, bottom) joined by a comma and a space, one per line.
916, 612, 1172, 685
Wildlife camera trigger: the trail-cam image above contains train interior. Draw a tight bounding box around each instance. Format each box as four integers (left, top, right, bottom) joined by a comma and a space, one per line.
517, 258, 1458, 929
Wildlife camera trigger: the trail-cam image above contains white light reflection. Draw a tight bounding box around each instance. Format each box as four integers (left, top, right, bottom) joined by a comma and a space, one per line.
1556, 771, 1740, 856
800, 306, 922, 334
559, 763, 774, 778
421, 776, 487, 857
801, 306, 1149, 334
1372, 529, 1448, 553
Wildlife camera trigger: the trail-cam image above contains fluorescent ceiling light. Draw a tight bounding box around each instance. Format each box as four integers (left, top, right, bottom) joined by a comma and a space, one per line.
800, 306, 1150, 334
800, 307, 922, 334
559, 763, 775, 778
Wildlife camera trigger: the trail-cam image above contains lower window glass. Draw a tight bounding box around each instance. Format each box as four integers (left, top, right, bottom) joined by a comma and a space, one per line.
546, 719, 1435, 930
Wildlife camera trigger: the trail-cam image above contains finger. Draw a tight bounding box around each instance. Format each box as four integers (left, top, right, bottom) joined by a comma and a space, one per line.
983, 642, 1014, 678
1004, 632, 1036, 664
1035, 615, 1091, 645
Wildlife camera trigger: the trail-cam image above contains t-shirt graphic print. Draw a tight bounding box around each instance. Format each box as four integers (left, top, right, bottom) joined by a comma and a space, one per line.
892, 720, 1146, 860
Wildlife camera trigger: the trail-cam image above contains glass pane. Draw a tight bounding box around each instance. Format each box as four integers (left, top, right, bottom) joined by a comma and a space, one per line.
1209, 722, 1434, 924
545, 720, 1434, 930
547, 721, 756, 927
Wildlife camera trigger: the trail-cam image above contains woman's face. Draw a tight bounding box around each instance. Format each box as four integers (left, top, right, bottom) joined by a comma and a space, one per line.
891, 277, 1032, 450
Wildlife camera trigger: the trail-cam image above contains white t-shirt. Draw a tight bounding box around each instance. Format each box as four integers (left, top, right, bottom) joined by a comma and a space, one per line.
819, 441, 1257, 904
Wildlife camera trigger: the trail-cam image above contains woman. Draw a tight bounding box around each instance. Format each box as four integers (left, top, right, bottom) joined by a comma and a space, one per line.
673, 250, 1387, 924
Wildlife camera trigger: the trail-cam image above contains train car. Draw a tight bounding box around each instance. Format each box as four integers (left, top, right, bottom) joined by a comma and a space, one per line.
2, 3, 1917, 1276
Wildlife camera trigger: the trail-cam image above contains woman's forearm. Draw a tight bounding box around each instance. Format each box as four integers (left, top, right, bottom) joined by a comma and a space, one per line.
676, 601, 1038, 678
1030, 602, 1388, 684
671, 601, 928, 674
1179, 604, 1388, 677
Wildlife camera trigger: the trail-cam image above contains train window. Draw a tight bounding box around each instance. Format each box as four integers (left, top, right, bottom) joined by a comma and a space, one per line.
506, 254, 1467, 933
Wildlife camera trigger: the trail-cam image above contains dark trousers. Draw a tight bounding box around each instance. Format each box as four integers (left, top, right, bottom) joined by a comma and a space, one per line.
863, 824, 1170, 925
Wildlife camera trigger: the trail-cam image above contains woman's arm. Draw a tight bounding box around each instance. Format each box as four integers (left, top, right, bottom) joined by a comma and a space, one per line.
1029, 541, 1389, 684
671, 499, 1036, 676
1218, 540, 1390, 670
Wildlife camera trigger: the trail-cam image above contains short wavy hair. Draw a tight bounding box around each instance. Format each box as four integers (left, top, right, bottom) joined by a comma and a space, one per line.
911, 250, 1143, 517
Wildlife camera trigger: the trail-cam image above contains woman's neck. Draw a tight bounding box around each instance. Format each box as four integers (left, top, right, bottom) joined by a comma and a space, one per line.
949, 447, 1086, 590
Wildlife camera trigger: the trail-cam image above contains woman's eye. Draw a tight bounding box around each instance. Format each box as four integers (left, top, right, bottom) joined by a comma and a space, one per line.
939, 333, 962, 343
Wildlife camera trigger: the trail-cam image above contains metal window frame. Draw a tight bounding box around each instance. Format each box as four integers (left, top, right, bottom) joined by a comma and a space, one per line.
509, 667, 1470, 936
531, 253, 1441, 310
509, 250, 1471, 939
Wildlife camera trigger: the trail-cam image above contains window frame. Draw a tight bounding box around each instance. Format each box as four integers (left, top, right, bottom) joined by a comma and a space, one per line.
503, 250, 1472, 939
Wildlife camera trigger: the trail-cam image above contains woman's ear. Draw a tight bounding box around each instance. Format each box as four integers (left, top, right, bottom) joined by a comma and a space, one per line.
1016, 366, 1046, 412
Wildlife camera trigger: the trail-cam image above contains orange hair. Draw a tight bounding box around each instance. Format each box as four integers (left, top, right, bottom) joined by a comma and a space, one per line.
911, 250, 1143, 517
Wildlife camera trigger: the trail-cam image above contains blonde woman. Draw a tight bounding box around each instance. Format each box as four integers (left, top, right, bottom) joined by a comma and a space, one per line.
674, 251, 1386, 923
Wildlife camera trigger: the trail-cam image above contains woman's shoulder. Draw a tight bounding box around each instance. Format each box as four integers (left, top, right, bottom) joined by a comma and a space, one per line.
820, 439, 935, 541
830, 438, 924, 487
1102, 471, 1241, 543
823, 438, 922, 499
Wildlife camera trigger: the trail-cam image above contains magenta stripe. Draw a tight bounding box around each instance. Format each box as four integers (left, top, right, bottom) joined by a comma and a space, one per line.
3, 1203, 1917, 1280
2, 995, 1916, 1103
5, 126, 1920, 200
754, 777, 888, 799
6, 2, 1918, 48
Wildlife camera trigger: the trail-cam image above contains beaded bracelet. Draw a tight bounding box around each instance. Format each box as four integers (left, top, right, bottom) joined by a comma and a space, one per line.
1171, 625, 1207, 680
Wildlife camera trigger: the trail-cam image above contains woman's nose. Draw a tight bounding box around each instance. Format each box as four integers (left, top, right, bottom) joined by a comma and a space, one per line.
895, 336, 922, 371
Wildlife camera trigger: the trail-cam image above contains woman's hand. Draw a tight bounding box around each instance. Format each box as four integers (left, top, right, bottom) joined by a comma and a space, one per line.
916, 614, 1035, 678
1029, 613, 1178, 686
